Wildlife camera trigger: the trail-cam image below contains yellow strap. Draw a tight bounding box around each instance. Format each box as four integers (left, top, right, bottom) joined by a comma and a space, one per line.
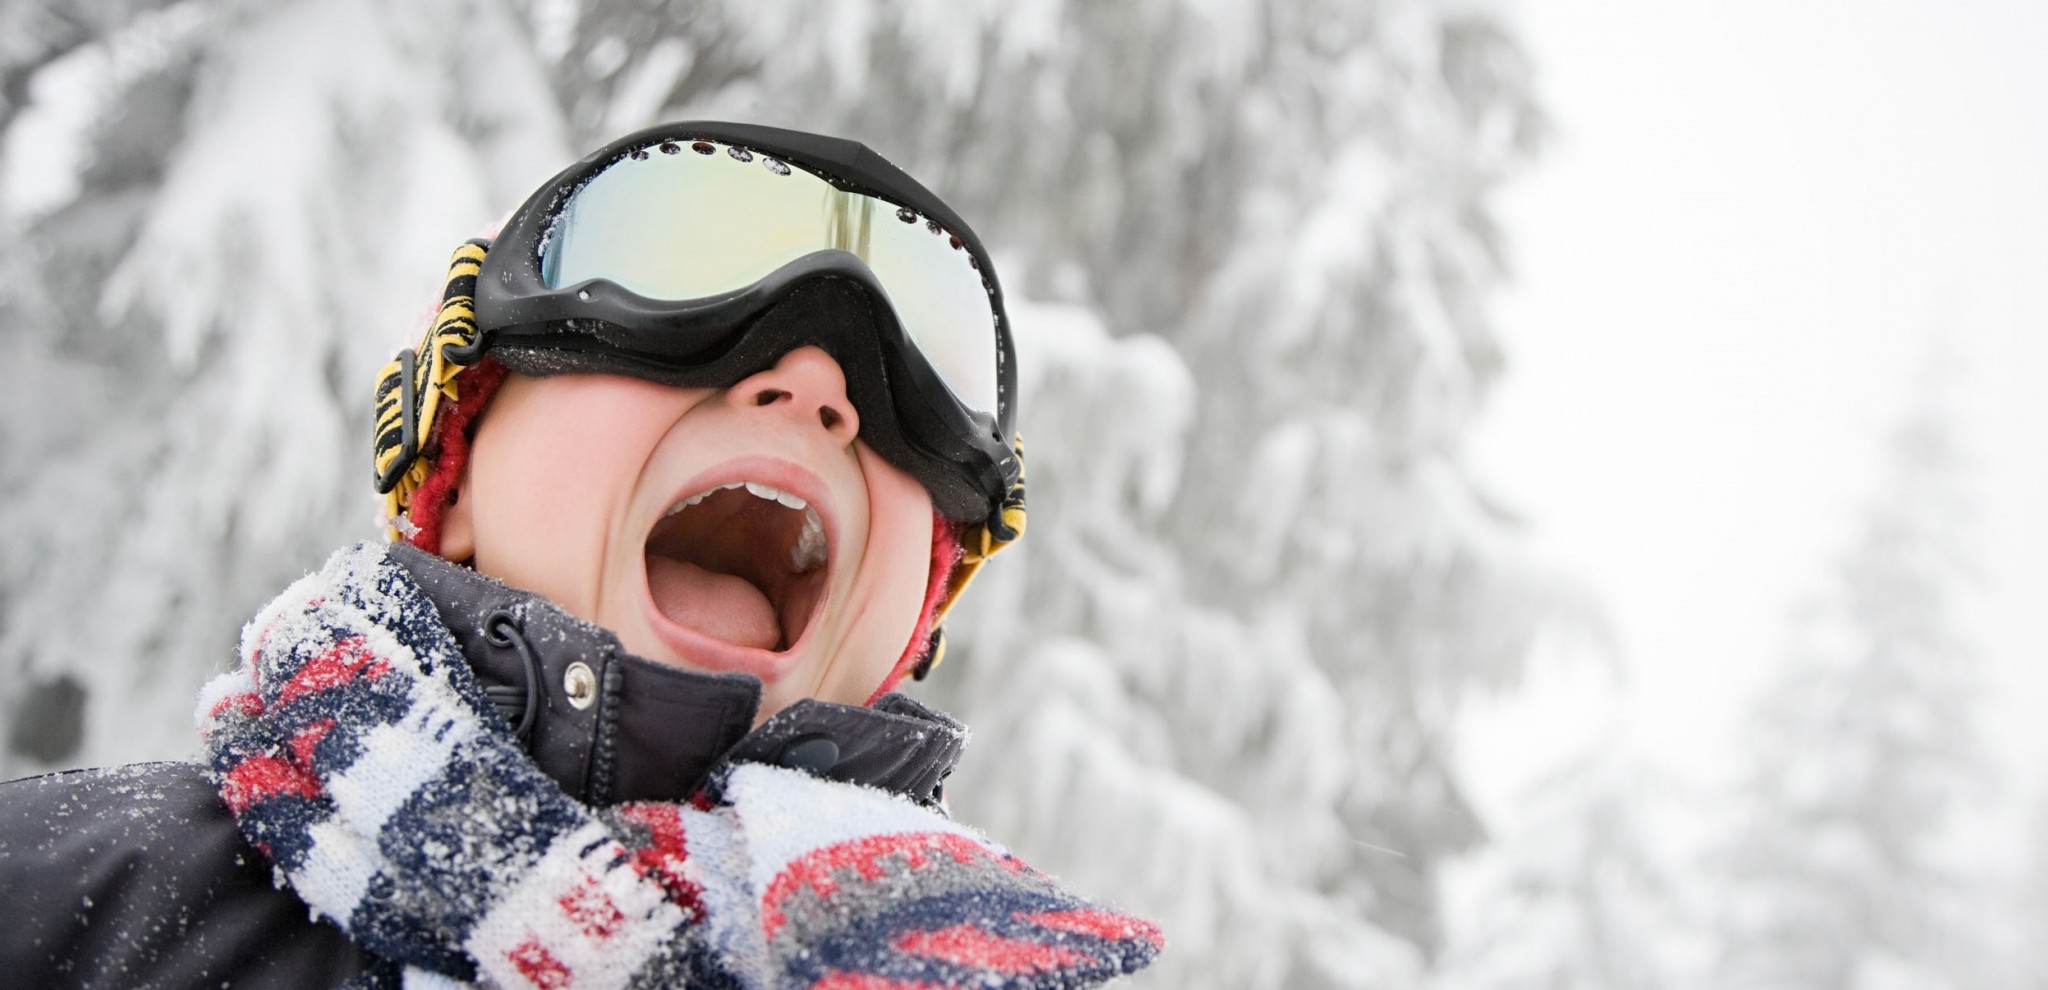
922, 436, 1026, 672
376, 242, 488, 540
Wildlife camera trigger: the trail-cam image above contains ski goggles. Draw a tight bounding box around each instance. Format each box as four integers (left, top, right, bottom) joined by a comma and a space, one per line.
464, 121, 1019, 525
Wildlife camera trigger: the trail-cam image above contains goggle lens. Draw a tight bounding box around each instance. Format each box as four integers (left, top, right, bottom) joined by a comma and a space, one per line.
540, 141, 1000, 416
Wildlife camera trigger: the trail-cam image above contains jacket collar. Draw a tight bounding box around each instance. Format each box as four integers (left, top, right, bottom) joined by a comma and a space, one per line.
387, 543, 966, 808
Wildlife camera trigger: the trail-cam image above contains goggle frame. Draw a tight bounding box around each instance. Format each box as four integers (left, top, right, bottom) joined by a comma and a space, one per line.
471, 121, 1020, 524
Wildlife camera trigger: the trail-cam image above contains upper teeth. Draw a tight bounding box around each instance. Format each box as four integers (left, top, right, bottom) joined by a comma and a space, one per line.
665, 481, 827, 573
746, 480, 807, 510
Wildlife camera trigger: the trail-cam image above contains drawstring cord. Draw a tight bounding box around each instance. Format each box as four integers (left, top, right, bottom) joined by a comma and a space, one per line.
480, 609, 542, 742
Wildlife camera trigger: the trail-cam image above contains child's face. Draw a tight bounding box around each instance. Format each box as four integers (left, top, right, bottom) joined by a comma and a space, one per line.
440, 346, 935, 719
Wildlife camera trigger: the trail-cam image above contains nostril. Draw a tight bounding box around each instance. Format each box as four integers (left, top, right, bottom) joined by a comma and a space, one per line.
819, 407, 843, 431
754, 388, 789, 407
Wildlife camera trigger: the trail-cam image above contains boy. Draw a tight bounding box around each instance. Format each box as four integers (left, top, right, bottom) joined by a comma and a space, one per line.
0, 122, 1160, 988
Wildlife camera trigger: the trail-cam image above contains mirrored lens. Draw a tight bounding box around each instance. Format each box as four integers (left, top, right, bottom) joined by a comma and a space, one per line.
865, 204, 1000, 422
541, 141, 1000, 415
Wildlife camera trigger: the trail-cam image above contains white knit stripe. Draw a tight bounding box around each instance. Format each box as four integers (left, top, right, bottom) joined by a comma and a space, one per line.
293, 815, 384, 925
401, 965, 474, 990
286, 596, 480, 925
721, 764, 998, 890
312, 579, 496, 828
675, 806, 770, 988
468, 819, 684, 990
326, 702, 477, 833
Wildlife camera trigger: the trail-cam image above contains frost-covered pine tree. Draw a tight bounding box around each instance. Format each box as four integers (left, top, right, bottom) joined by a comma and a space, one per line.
1709, 357, 1996, 990
2015, 797, 2048, 987
1432, 736, 1697, 990
0, 0, 568, 772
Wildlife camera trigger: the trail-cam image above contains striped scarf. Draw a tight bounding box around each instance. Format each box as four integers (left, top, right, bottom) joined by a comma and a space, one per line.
197, 543, 1161, 989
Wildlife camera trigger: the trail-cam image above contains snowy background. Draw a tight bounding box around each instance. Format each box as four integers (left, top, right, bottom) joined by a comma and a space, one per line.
1, 1, 2041, 986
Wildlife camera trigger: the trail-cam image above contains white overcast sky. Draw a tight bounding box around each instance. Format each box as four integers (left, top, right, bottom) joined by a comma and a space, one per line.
1466, 0, 2048, 852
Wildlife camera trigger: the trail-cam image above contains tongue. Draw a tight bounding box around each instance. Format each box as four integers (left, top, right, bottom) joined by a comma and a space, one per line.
646, 554, 781, 650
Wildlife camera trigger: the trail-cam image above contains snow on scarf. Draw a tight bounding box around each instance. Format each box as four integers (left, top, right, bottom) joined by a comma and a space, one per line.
196, 543, 1161, 989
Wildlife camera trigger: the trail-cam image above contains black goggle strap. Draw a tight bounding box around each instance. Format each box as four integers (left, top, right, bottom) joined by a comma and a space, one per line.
912, 435, 1028, 680
373, 239, 491, 540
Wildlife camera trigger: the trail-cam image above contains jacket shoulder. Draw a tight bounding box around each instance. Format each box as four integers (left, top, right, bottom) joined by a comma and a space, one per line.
0, 761, 373, 989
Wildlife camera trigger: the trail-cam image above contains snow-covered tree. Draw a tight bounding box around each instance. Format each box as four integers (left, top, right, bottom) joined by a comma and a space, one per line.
1, 1, 1557, 982
0, 0, 568, 771
1433, 734, 1697, 990
2014, 796, 2048, 988
1709, 359, 1996, 990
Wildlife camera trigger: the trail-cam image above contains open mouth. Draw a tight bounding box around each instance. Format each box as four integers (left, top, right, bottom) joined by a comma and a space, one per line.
644, 481, 829, 653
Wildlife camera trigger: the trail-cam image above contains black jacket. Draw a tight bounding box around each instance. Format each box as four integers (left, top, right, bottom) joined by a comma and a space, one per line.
0, 545, 967, 989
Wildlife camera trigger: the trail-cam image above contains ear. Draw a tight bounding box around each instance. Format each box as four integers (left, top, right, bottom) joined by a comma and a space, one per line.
438, 466, 476, 563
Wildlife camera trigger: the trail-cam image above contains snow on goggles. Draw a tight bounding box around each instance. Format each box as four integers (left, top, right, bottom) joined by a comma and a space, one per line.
469, 121, 1020, 525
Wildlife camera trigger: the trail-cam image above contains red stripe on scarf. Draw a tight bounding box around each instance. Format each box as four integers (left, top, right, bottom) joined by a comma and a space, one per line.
277, 635, 389, 706
207, 691, 264, 722
810, 972, 944, 990
1020, 907, 1165, 947
558, 878, 627, 941
894, 924, 1089, 973
618, 804, 702, 910
763, 832, 1015, 937
1015, 905, 1163, 946
289, 718, 338, 768
220, 754, 322, 815
508, 938, 573, 989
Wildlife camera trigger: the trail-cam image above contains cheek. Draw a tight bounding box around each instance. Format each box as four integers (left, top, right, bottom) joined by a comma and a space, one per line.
836, 450, 936, 688
867, 467, 935, 596
467, 417, 600, 609
464, 376, 695, 608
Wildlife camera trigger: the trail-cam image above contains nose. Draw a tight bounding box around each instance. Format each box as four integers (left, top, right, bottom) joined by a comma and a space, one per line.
730, 346, 860, 444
